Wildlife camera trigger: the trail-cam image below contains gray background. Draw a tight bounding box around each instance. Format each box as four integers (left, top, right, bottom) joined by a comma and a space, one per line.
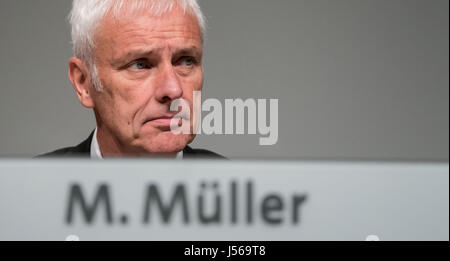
0, 0, 448, 160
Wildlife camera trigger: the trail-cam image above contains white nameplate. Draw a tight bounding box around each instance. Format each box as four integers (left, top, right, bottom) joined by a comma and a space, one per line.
0, 160, 448, 240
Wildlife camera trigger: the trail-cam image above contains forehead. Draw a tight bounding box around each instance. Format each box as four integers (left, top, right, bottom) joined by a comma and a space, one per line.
95, 5, 202, 55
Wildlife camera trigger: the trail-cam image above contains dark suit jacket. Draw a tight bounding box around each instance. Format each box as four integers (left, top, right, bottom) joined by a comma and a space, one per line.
37, 131, 226, 159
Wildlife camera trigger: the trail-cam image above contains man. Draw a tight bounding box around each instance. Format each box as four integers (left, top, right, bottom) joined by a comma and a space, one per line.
39, 0, 224, 159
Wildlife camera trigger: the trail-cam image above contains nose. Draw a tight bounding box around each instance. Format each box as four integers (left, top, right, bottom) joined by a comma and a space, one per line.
154, 64, 183, 104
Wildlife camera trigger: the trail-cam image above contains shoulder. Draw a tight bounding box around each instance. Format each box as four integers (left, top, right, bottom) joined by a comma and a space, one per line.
183, 146, 228, 160
35, 132, 93, 158
36, 132, 226, 159
35, 146, 88, 158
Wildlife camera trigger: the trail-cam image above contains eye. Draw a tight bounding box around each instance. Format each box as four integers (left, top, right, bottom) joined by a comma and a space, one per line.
129, 60, 151, 70
179, 57, 196, 67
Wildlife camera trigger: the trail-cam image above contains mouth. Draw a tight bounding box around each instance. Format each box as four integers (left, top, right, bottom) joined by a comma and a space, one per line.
151, 116, 178, 126
143, 114, 189, 131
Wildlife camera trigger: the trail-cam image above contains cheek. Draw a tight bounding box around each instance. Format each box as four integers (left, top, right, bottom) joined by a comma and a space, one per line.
181, 72, 203, 100
96, 78, 151, 127
193, 70, 204, 91
181, 68, 203, 90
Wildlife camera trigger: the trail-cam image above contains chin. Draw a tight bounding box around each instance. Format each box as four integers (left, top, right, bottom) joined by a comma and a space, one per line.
141, 132, 195, 154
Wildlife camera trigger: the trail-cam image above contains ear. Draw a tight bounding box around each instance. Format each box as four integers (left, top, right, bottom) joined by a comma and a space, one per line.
68, 57, 95, 108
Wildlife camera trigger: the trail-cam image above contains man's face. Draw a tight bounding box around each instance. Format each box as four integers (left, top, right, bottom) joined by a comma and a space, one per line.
91, 6, 203, 155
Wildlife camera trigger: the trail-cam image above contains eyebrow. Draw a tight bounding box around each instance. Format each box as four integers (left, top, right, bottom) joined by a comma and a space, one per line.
111, 48, 161, 67
111, 46, 203, 67
172, 46, 202, 58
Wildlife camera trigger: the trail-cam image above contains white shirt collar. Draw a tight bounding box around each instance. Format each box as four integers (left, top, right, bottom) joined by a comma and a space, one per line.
90, 128, 103, 159
90, 128, 183, 159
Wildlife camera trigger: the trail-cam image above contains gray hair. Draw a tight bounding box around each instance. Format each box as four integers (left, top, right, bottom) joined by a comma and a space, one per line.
69, 0, 206, 91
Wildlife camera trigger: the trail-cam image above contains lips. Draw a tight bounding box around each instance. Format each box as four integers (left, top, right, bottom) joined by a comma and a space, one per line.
151, 116, 177, 126
144, 114, 175, 124
143, 113, 189, 130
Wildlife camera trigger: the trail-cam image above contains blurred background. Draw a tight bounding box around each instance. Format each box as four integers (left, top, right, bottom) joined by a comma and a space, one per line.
0, 0, 448, 160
